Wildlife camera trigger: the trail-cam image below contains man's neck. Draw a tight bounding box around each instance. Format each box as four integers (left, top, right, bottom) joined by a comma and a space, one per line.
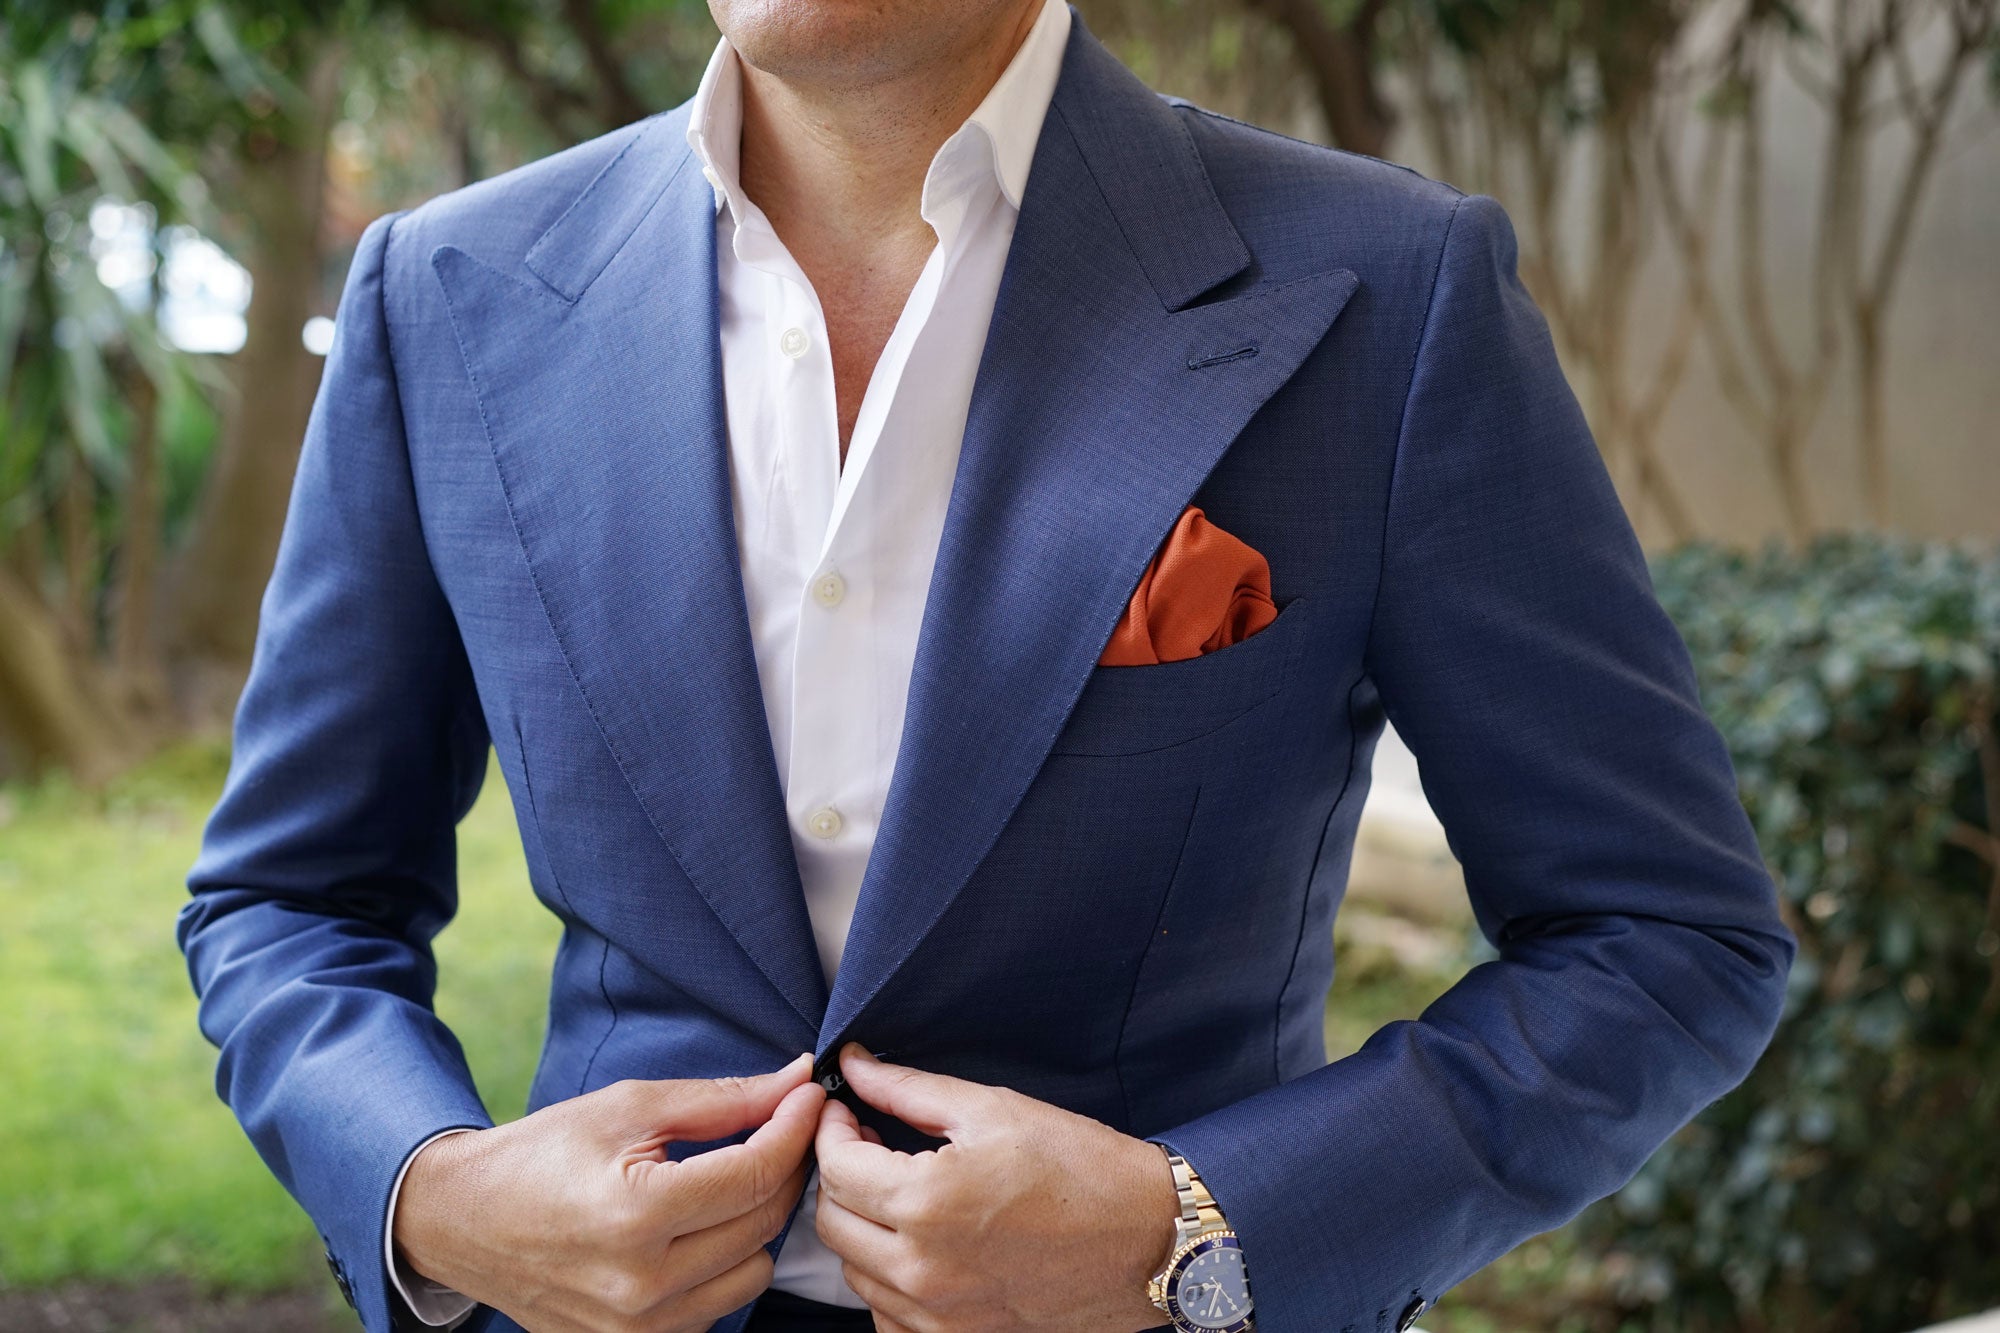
734, 0, 1043, 266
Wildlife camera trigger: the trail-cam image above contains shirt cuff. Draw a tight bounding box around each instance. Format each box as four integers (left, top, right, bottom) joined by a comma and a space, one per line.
385, 1128, 481, 1328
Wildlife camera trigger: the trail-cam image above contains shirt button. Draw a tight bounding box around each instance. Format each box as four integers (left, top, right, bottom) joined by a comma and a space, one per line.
700, 164, 722, 189
806, 806, 843, 839
812, 571, 846, 608
780, 326, 810, 358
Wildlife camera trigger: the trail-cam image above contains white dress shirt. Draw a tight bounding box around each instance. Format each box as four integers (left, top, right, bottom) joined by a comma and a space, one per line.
388, 0, 1072, 1321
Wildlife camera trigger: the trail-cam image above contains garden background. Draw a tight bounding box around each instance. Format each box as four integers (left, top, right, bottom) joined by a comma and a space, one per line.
1, 1, 1996, 1330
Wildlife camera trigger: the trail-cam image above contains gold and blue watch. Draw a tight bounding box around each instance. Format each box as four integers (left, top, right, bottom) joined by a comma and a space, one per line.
1147, 1149, 1253, 1333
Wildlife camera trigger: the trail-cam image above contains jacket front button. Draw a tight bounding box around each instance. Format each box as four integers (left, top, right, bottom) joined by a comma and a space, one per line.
1397, 1295, 1430, 1331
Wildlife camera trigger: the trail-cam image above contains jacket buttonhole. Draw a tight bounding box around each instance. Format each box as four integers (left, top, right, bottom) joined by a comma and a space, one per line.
1187, 345, 1259, 370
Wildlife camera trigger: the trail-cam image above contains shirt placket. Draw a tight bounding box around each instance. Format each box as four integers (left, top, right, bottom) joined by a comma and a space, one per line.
752, 241, 880, 983
736, 144, 991, 985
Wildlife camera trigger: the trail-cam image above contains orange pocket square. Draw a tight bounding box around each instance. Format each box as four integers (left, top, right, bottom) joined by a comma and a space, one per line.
1099, 506, 1277, 666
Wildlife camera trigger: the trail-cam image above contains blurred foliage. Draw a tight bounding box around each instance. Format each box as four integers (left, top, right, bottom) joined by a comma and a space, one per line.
0, 0, 717, 543
3, 2, 351, 176
0, 11, 208, 545
1588, 535, 2000, 1332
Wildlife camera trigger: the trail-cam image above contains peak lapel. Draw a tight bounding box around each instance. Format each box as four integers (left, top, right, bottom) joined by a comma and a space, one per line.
820, 22, 1360, 1046
431, 113, 827, 1036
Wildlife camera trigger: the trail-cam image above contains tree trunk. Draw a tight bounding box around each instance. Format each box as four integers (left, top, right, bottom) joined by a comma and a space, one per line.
1241, 0, 1392, 156
0, 571, 137, 783
1854, 306, 1889, 529
1769, 414, 1816, 545
164, 46, 342, 693
111, 360, 170, 714
56, 442, 97, 654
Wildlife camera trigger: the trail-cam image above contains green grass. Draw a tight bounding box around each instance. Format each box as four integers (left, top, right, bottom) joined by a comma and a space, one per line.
0, 742, 558, 1292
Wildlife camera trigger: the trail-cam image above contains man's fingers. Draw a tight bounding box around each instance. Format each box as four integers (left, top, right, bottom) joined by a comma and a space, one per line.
841, 1261, 923, 1331
658, 1243, 777, 1328
657, 1160, 808, 1293
815, 1193, 905, 1289
640, 1052, 815, 1143
652, 1080, 825, 1234
814, 1097, 924, 1225
815, 1095, 864, 1149
836, 1045, 989, 1140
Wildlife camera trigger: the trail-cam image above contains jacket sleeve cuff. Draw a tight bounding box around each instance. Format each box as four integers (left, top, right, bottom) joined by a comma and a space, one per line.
385, 1128, 483, 1327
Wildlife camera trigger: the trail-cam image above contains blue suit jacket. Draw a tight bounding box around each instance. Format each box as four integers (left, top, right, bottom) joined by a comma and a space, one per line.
180, 11, 1793, 1332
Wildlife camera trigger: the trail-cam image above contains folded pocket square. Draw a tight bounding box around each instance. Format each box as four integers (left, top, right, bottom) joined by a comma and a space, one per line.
1099, 505, 1278, 666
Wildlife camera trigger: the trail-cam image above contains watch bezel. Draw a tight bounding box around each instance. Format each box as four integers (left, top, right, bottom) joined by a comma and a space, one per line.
1161, 1230, 1253, 1333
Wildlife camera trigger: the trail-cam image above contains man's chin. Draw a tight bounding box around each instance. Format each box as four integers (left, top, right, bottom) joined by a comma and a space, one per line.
715, 0, 918, 76
714, 0, 1029, 93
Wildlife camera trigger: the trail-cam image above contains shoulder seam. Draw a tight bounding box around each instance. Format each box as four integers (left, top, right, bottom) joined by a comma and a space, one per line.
1359, 191, 1470, 673
1163, 97, 1467, 197
1390, 192, 1469, 460
377, 208, 457, 603
376, 209, 418, 451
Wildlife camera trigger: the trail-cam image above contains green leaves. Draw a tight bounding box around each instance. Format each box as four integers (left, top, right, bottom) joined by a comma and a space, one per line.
190, 1, 310, 119
1, 31, 207, 550
11, 60, 63, 208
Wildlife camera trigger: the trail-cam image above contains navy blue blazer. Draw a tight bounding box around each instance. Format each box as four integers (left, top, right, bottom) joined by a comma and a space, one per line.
179, 10, 1793, 1333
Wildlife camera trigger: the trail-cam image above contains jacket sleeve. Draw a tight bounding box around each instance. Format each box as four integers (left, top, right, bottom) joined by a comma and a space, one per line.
1150, 193, 1795, 1331
177, 209, 496, 1333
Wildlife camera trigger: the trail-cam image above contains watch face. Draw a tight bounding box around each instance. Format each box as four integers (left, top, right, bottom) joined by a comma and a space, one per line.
1168, 1236, 1253, 1332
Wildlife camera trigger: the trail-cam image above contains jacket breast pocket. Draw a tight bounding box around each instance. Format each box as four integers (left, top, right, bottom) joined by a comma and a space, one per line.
1050, 596, 1311, 758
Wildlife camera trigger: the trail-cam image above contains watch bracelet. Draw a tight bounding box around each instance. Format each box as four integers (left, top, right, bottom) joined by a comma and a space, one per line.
1166, 1150, 1229, 1249
1151, 1148, 1252, 1329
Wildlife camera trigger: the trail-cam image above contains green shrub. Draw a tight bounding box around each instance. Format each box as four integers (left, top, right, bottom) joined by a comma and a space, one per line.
1582, 534, 2000, 1333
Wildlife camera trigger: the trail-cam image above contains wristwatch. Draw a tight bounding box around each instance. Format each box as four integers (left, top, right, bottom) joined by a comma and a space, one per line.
1147, 1149, 1254, 1332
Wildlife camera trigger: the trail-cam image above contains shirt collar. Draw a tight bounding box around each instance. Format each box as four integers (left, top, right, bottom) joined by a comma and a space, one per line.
685, 0, 1070, 229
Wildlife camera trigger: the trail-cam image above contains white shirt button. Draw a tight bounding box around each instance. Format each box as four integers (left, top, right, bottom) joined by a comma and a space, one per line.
780, 326, 810, 358
806, 806, 843, 839
812, 571, 846, 608
700, 164, 722, 188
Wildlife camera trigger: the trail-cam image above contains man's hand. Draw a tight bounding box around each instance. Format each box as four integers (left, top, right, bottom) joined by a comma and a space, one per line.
394, 1053, 825, 1333
812, 1045, 1179, 1332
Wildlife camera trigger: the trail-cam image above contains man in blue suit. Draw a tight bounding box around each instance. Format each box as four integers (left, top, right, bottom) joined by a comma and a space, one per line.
178, 1, 1794, 1330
